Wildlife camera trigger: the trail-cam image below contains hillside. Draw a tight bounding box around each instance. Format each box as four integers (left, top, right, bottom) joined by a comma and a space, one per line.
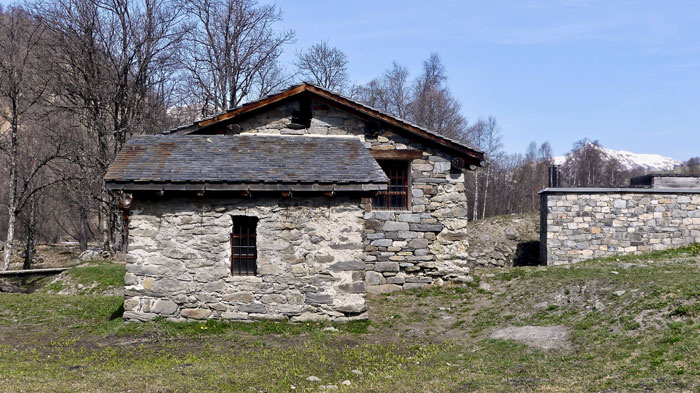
466, 213, 540, 267
1, 246, 699, 392
554, 144, 682, 172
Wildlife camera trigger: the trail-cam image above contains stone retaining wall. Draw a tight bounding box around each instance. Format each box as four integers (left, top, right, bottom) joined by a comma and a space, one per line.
233, 97, 472, 291
124, 196, 367, 322
540, 189, 700, 265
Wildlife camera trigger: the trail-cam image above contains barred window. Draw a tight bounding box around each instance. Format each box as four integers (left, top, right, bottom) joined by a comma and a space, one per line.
372, 160, 410, 211
230, 216, 258, 276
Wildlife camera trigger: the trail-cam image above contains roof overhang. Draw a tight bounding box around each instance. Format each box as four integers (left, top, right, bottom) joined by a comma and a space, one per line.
106, 182, 387, 193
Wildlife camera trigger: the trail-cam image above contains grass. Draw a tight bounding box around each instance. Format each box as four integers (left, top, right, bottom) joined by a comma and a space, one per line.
1, 245, 700, 392
66, 262, 125, 292
39, 260, 125, 294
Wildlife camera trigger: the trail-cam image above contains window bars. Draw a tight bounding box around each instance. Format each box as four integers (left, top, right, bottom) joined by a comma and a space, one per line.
230, 216, 258, 276
372, 160, 410, 211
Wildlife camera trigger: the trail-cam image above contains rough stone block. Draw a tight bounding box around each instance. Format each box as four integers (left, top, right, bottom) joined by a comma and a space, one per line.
409, 224, 444, 232
336, 300, 367, 313
221, 312, 249, 320
383, 221, 410, 231
374, 262, 400, 272
180, 308, 212, 320
403, 283, 429, 290
398, 231, 422, 239
305, 293, 333, 305
365, 271, 383, 285
398, 214, 421, 223
370, 239, 393, 247
366, 284, 402, 294
328, 260, 365, 271
151, 300, 178, 316
373, 211, 396, 221
408, 238, 430, 249
239, 303, 267, 314
338, 281, 366, 293
387, 276, 405, 285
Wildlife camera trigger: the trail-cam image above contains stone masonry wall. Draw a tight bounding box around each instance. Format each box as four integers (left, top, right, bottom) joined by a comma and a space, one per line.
541, 190, 700, 265
233, 98, 472, 292
124, 196, 367, 322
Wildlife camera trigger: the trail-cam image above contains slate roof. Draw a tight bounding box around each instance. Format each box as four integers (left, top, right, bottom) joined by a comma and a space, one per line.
163, 83, 484, 165
104, 134, 388, 192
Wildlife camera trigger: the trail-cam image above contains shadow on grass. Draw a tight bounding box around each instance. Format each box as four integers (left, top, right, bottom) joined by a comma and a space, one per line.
109, 302, 124, 320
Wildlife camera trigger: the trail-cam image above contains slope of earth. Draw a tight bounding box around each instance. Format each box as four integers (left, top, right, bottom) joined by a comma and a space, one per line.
466, 213, 540, 267
0, 243, 83, 271
0, 245, 699, 392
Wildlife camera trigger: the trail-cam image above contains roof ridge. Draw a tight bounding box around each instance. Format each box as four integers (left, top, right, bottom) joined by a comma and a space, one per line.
159, 82, 483, 162
135, 133, 363, 140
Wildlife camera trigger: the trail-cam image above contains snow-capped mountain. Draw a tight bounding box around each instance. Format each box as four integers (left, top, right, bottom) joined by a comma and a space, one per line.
554, 145, 682, 172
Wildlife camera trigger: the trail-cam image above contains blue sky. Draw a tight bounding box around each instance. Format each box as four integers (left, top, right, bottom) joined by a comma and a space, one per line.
3, 0, 698, 160
273, 0, 700, 160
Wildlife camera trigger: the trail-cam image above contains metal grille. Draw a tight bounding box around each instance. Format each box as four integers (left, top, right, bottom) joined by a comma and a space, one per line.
230, 216, 258, 276
372, 161, 409, 211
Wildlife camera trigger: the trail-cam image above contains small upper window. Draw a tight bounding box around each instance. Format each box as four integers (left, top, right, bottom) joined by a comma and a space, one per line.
372, 160, 410, 211
230, 216, 258, 276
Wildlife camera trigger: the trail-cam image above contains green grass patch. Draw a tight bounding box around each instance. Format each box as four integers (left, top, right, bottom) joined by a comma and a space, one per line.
65, 263, 125, 293
493, 267, 527, 281
591, 243, 700, 264
144, 318, 371, 337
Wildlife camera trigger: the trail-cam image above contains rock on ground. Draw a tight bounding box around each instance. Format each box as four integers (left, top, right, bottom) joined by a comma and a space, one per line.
488, 325, 570, 350
78, 250, 101, 261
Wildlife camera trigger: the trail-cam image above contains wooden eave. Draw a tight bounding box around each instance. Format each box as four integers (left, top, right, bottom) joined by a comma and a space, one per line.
105, 181, 387, 192
371, 150, 424, 160
197, 84, 307, 127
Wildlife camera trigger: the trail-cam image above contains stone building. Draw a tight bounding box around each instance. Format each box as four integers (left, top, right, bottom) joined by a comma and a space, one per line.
540, 175, 700, 265
105, 83, 484, 322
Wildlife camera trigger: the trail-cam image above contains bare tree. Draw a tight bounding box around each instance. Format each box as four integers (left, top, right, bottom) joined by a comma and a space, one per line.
295, 41, 349, 92
558, 139, 632, 187
408, 54, 469, 142
562, 139, 605, 187
465, 120, 486, 220
0, 6, 49, 270
253, 62, 293, 99
38, 0, 186, 251
479, 117, 502, 220
380, 62, 410, 118
352, 78, 389, 112
356, 54, 469, 142
180, 0, 294, 114
682, 157, 700, 175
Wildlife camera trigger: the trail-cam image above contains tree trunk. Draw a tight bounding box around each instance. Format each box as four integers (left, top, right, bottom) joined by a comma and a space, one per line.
472, 170, 479, 221
23, 196, 37, 270
78, 206, 89, 252
2, 211, 16, 271
482, 164, 491, 219
110, 203, 125, 253
2, 103, 19, 271
100, 187, 111, 252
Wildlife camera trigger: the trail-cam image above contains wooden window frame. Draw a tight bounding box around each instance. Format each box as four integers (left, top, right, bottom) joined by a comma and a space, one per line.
230, 216, 258, 276
372, 160, 412, 211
